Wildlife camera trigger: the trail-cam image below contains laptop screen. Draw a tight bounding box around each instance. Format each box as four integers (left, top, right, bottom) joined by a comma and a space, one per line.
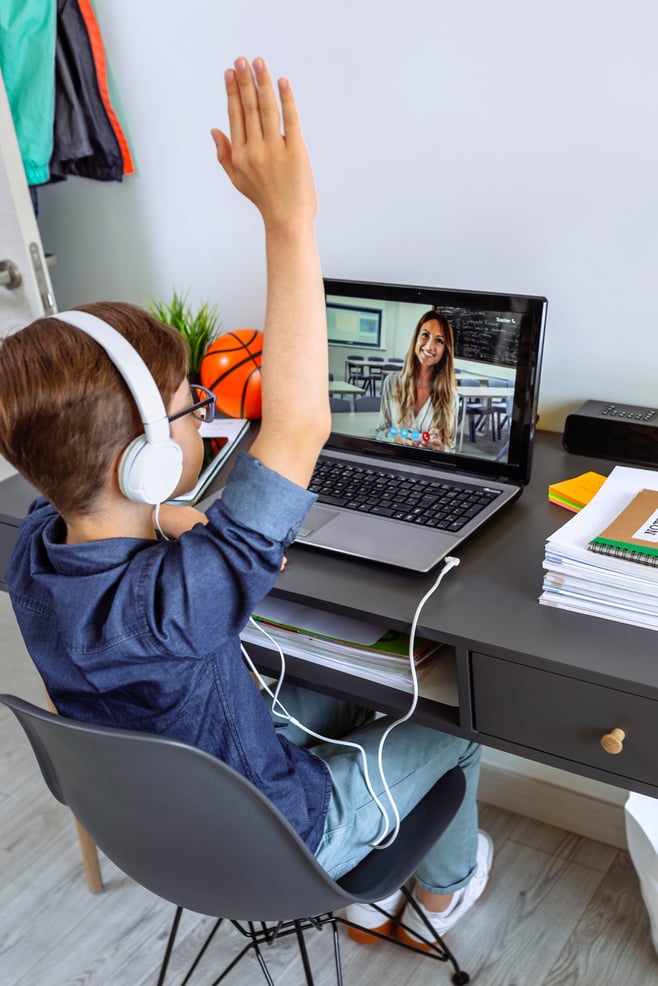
325, 278, 547, 486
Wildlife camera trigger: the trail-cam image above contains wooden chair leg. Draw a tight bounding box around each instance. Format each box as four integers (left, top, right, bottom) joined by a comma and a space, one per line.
73, 817, 104, 893
45, 692, 104, 893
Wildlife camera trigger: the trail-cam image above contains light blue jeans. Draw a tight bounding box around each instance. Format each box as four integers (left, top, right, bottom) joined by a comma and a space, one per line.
272, 685, 481, 895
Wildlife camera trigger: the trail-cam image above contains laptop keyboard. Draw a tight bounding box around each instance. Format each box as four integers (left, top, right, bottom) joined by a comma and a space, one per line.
309, 457, 502, 531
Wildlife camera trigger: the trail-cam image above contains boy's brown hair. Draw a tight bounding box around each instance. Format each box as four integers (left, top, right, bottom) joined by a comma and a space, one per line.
0, 302, 189, 517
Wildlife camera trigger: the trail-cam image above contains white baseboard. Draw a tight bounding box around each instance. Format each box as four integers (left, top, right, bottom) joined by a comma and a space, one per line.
479, 761, 627, 850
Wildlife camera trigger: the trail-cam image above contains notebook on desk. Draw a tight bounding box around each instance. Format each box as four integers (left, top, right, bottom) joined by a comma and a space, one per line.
296, 277, 547, 572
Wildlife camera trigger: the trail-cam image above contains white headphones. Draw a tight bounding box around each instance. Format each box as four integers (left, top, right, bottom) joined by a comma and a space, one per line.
56, 310, 184, 505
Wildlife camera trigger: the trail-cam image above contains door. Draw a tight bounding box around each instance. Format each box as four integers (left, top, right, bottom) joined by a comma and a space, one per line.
0, 65, 56, 340
0, 65, 57, 480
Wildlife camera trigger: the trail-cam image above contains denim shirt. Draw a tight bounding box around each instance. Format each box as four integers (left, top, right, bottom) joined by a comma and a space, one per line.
6, 452, 332, 852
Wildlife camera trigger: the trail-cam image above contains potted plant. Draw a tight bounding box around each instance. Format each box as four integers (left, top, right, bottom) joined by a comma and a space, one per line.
147, 288, 221, 380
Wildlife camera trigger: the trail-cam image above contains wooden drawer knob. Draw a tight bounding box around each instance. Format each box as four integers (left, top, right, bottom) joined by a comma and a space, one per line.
600, 728, 625, 754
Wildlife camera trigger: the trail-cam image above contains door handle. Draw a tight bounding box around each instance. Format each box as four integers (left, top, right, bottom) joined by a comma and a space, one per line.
0, 259, 22, 289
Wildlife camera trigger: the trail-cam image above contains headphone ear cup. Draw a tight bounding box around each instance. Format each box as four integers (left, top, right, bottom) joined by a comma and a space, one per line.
118, 434, 184, 505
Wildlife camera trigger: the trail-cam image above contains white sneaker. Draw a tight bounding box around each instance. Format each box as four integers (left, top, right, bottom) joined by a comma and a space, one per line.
397, 831, 494, 950
345, 887, 406, 944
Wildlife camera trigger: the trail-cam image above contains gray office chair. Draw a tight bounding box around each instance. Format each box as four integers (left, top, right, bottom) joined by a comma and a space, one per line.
329, 397, 352, 412
459, 378, 497, 443
354, 395, 381, 412
0, 693, 470, 986
345, 355, 366, 386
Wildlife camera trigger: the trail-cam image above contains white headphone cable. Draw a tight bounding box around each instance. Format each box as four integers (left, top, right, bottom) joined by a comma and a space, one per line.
240, 622, 394, 833
369, 554, 460, 848
153, 502, 170, 540
241, 554, 461, 848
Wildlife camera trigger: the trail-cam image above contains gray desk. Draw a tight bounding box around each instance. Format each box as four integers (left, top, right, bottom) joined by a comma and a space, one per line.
251, 432, 658, 799
2, 432, 657, 797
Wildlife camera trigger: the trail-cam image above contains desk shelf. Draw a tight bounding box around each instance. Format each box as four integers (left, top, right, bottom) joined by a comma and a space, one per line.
247, 642, 465, 735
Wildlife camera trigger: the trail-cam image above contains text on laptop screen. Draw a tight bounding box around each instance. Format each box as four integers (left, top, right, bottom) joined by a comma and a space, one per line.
324, 278, 547, 485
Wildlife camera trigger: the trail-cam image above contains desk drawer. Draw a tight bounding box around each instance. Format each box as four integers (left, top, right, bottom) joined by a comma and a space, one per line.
472, 652, 658, 788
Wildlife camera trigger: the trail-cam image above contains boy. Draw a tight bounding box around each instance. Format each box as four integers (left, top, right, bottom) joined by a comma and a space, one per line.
0, 57, 491, 944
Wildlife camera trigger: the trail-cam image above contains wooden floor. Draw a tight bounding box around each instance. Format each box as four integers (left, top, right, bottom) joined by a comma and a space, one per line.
2, 593, 658, 986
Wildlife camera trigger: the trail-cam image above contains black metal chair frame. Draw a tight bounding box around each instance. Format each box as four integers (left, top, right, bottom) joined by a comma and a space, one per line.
159, 892, 469, 986
1, 693, 471, 986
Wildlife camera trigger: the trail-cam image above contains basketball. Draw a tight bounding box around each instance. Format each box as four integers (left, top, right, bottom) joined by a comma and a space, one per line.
200, 329, 263, 419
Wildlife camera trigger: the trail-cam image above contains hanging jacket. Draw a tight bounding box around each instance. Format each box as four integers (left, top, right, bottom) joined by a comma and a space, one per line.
49, 0, 134, 182
0, 0, 57, 186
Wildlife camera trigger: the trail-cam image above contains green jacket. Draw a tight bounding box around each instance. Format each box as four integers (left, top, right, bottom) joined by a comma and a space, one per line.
0, 0, 57, 185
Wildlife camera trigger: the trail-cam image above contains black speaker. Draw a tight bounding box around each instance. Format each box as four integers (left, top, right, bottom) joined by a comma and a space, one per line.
563, 400, 658, 466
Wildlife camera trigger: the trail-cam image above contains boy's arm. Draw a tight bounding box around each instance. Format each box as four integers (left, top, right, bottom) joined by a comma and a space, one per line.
211, 57, 330, 490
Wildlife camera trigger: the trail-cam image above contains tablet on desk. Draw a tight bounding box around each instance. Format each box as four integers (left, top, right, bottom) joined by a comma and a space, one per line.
168, 417, 248, 505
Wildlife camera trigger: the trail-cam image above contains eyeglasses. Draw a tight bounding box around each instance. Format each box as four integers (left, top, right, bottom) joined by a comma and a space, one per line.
168, 384, 216, 424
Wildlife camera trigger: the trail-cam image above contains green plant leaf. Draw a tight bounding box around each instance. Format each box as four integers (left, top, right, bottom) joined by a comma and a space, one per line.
146, 288, 222, 374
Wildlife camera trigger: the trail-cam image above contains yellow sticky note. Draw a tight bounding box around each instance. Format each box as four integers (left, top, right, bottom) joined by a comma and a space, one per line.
548, 471, 607, 512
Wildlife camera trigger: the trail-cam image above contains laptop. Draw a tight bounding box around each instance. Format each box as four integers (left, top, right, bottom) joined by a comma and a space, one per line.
296, 277, 547, 572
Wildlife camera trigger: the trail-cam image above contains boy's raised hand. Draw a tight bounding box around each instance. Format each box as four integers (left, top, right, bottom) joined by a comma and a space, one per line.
211, 57, 317, 232
210, 56, 330, 489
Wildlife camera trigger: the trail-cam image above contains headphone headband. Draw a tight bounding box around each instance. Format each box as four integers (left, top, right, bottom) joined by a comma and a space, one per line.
55, 309, 183, 504
56, 310, 170, 445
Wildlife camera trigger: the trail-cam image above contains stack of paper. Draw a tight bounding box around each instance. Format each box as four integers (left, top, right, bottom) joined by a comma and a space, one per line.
240, 597, 445, 691
539, 465, 658, 630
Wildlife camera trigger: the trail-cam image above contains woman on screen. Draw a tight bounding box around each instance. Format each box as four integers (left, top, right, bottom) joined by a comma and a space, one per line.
376, 310, 458, 451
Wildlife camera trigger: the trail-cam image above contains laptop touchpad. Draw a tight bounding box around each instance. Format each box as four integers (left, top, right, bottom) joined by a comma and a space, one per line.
297, 505, 340, 538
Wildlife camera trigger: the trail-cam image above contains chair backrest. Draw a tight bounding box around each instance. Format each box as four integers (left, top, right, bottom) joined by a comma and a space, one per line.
0, 694, 466, 923
0, 694, 354, 921
330, 397, 352, 412
354, 396, 381, 412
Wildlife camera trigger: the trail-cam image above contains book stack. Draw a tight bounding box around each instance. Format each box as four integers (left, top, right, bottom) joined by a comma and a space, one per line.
240, 597, 446, 691
539, 465, 658, 630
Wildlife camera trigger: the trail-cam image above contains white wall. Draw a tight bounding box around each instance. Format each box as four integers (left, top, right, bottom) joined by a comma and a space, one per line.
37, 0, 658, 434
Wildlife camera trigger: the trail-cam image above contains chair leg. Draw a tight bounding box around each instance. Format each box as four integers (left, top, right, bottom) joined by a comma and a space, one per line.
157, 906, 183, 986
45, 691, 104, 893
73, 817, 104, 893
294, 920, 317, 985
331, 919, 344, 986
157, 906, 226, 986
211, 917, 344, 986
336, 889, 470, 986
398, 888, 470, 985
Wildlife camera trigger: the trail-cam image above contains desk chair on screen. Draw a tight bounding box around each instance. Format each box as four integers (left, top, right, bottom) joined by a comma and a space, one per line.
346, 355, 366, 386
459, 379, 497, 444
0, 694, 471, 986
354, 396, 381, 412
364, 357, 385, 395
330, 397, 352, 412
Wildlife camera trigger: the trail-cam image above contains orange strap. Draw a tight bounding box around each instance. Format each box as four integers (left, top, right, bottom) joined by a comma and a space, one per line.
76, 0, 135, 175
